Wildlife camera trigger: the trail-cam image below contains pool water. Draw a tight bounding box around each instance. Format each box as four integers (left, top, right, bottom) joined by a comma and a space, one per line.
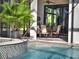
10, 44, 79, 59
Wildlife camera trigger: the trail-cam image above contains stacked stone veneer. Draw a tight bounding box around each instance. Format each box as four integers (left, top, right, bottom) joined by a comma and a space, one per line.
0, 41, 27, 59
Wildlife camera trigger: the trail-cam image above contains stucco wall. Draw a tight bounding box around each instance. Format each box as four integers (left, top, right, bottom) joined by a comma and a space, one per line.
37, 0, 68, 24
73, 0, 79, 44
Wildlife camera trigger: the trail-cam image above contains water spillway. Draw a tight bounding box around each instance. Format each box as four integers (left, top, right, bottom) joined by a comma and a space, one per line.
0, 38, 27, 59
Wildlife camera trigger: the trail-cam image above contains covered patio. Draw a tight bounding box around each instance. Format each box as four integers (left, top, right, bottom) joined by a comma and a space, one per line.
30, 0, 79, 44
30, 0, 69, 42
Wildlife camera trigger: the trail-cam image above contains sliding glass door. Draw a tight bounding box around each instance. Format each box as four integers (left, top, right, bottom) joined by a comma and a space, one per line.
44, 4, 69, 39
44, 5, 68, 33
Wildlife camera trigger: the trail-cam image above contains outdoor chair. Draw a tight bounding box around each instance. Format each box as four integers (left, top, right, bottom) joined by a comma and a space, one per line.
41, 25, 49, 37
52, 25, 61, 37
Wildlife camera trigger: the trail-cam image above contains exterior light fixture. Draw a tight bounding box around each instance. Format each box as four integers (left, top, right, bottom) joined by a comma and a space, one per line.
44, 0, 56, 4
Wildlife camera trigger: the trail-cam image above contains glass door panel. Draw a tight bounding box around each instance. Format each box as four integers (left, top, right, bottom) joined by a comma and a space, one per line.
44, 4, 69, 36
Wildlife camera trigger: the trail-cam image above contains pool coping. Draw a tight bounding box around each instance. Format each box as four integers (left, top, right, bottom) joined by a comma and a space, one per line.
0, 37, 27, 46
0, 37, 79, 47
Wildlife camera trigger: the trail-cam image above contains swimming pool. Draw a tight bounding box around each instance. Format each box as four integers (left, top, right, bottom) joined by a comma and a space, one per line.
10, 43, 79, 59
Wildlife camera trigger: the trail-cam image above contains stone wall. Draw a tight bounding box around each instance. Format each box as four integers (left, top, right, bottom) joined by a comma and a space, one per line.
0, 40, 27, 59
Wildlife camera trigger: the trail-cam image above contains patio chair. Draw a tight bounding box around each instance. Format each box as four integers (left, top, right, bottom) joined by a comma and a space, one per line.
52, 25, 61, 37
41, 25, 49, 37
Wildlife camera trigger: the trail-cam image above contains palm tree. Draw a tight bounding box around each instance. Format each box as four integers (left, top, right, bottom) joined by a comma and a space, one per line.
0, 0, 32, 38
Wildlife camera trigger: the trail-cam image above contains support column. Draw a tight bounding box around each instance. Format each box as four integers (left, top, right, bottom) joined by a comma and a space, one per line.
68, 0, 73, 44
30, 0, 38, 40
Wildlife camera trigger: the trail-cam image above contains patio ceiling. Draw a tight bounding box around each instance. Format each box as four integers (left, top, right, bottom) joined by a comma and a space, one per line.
43, 0, 68, 4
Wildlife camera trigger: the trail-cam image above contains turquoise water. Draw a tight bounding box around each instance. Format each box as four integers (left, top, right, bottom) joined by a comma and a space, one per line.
11, 45, 79, 59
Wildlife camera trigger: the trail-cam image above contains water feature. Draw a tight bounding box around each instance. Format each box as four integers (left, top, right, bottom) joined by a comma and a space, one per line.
0, 39, 27, 59
0, 38, 12, 42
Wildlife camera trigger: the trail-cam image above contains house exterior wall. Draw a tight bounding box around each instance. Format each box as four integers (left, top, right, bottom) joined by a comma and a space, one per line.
73, 0, 79, 44
37, 0, 68, 25
37, 0, 44, 24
